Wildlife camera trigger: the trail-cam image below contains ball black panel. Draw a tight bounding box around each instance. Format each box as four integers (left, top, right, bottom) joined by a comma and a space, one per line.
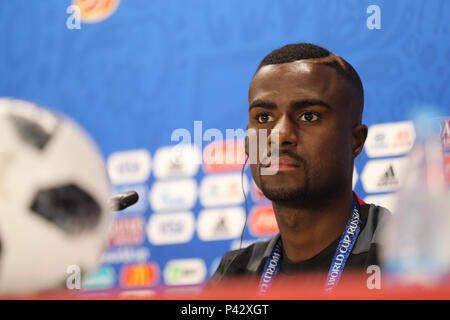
30, 184, 101, 234
9, 114, 55, 150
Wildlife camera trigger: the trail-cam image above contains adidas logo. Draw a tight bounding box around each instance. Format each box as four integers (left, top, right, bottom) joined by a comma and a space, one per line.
377, 165, 399, 186
213, 216, 229, 235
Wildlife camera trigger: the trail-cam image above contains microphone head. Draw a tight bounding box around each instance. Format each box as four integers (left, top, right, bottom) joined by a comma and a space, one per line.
109, 191, 139, 211
119, 191, 139, 210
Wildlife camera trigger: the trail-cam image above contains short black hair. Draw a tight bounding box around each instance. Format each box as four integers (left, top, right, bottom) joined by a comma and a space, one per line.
255, 43, 364, 122
257, 43, 331, 68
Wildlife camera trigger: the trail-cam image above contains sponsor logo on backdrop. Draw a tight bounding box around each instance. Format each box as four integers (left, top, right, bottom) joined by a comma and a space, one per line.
250, 180, 268, 203
149, 179, 197, 212
364, 194, 398, 214
197, 207, 246, 241
365, 121, 415, 158
73, 0, 121, 23
109, 216, 145, 247
82, 266, 116, 290
163, 258, 207, 286
202, 140, 246, 173
441, 118, 450, 150
199, 173, 248, 207
153, 144, 201, 179
107, 149, 151, 185
377, 165, 398, 186
361, 158, 409, 193
113, 184, 148, 213
147, 212, 195, 245
120, 263, 159, 288
249, 205, 279, 237
100, 247, 150, 265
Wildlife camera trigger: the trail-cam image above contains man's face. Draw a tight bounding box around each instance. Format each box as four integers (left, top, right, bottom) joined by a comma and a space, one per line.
248, 61, 362, 203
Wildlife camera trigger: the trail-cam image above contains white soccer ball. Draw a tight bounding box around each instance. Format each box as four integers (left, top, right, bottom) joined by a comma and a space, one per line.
0, 98, 112, 294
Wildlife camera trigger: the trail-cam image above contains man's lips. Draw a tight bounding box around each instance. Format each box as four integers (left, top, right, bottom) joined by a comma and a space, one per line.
261, 156, 301, 171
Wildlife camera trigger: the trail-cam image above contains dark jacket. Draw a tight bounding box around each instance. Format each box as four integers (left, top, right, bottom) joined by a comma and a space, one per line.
206, 203, 391, 290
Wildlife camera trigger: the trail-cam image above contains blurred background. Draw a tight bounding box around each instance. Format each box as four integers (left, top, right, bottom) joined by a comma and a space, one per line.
0, 0, 449, 296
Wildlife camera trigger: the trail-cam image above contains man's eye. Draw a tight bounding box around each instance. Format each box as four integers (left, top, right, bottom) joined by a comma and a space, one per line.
257, 113, 273, 123
299, 112, 319, 122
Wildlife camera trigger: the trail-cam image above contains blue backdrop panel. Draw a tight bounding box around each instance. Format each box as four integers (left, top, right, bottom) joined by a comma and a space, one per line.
0, 0, 449, 294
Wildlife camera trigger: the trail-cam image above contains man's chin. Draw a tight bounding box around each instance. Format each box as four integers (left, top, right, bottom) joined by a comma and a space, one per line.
259, 186, 309, 203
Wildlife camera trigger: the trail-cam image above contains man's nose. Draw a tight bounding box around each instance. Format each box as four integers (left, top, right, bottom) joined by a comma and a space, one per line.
269, 115, 298, 149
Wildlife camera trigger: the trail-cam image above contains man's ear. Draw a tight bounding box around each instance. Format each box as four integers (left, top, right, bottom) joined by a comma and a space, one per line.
352, 124, 368, 159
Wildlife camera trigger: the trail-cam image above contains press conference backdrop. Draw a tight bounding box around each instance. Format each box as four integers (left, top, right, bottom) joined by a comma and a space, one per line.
0, 0, 449, 294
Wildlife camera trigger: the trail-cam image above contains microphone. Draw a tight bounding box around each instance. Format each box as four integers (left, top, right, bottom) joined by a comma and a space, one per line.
109, 190, 139, 212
